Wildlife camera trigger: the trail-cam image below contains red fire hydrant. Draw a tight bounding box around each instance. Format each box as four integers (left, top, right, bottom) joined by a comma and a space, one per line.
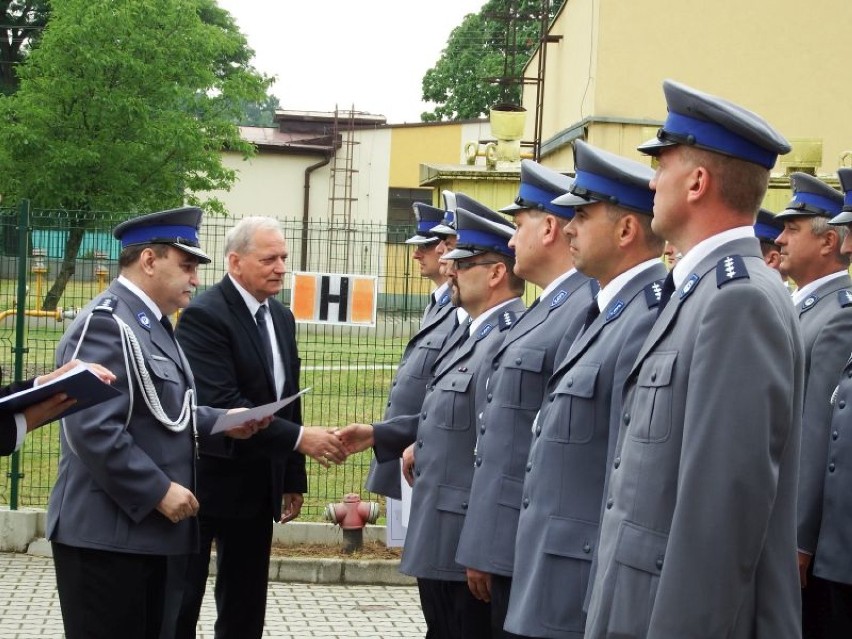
325, 493, 380, 553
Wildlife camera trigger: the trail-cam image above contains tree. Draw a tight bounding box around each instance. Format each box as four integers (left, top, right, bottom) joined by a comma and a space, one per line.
234, 93, 281, 127
0, 0, 270, 309
0, 1, 49, 96
421, 0, 565, 121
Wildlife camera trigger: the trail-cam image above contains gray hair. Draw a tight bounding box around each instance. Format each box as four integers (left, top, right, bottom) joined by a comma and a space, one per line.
810, 216, 850, 266
224, 217, 284, 255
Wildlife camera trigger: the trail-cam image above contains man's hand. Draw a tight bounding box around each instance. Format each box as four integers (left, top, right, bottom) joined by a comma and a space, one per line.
798, 550, 812, 588
156, 482, 199, 524
37, 359, 116, 386
402, 444, 416, 486
222, 409, 273, 440
22, 393, 76, 432
280, 493, 304, 524
466, 567, 492, 602
298, 427, 347, 467
336, 423, 374, 454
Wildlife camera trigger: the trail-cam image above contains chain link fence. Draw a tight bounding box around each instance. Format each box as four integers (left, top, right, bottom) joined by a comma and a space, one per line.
0, 204, 432, 520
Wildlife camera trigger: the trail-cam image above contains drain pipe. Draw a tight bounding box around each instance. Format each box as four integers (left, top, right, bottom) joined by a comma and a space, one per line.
301, 152, 333, 272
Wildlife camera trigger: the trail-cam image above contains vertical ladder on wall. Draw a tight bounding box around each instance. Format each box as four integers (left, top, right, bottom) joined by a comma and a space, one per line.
327, 106, 359, 272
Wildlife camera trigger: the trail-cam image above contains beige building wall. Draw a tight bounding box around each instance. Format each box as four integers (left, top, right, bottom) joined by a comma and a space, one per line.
529, 0, 851, 178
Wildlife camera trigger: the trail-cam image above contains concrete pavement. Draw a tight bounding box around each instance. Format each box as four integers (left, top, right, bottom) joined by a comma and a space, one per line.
0, 552, 427, 638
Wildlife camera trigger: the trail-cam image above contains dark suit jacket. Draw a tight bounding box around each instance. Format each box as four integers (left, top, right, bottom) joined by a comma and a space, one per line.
175, 276, 305, 521
0, 377, 34, 456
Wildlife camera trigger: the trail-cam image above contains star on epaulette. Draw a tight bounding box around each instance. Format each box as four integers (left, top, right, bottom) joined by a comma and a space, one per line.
93, 295, 119, 314
838, 290, 852, 308
498, 310, 517, 331
715, 255, 749, 288
645, 280, 664, 308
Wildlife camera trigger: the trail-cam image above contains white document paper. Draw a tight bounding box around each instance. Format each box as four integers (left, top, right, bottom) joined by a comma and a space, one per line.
211, 387, 311, 434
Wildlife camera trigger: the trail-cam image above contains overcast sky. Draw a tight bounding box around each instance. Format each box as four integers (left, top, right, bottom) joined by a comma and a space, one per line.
215, 0, 487, 123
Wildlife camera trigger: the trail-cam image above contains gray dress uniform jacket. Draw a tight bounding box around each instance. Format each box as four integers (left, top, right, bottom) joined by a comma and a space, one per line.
505, 263, 666, 639
813, 345, 852, 585
399, 297, 526, 581
47, 281, 223, 555
585, 237, 804, 639
455, 271, 594, 576
366, 290, 457, 499
795, 275, 852, 555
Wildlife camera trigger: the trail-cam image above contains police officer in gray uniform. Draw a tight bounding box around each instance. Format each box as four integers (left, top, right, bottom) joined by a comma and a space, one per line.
755, 208, 784, 273
503, 141, 666, 639
365, 201, 458, 500
47, 208, 265, 639
808, 167, 852, 636
584, 80, 804, 639
454, 159, 595, 637
773, 173, 851, 639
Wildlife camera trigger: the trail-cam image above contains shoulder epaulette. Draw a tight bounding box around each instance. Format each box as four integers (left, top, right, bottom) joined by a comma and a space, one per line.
838, 289, 852, 308
604, 300, 626, 323
716, 255, 749, 288
93, 295, 119, 314
498, 310, 517, 331
645, 279, 664, 308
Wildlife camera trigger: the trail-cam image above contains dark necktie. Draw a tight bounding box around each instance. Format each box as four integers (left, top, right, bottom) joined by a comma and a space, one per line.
255, 305, 275, 378
582, 299, 600, 331
657, 271, 676, 318
160, 315, 175, 340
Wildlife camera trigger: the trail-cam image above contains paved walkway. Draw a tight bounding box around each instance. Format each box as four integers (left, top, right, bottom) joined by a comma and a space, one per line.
0, 553, 427, 638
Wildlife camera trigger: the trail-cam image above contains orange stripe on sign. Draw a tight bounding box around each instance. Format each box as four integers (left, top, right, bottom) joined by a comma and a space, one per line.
292, 274, 317, 321
351, 277, 375, 324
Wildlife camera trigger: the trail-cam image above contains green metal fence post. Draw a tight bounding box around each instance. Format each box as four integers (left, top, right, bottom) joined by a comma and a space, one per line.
9, 199, 31, 510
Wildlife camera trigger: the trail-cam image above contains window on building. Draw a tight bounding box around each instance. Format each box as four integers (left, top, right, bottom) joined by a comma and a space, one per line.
387, 187, 432, 244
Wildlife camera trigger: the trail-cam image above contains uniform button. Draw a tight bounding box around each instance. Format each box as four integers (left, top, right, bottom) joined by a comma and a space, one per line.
829, 462, 836, 472
386, 401, 391, 407
567, 378, 573, 387
417, 439, 423, 448
392, 380, 398, 386
526, 462, 532, 472
656, 557, 664, 569
651, 372, 657, 382
424, 340, 431, 346
522, 498, 529, 508
583, 543, 591, 554
487, 393, 493, 402
848, 370, 852, 378
535, 425, 541, 436
475, 457, 482, 467
451, 381, 456, 387
606, 497, 614, 509
613, 456, 620, 469
461, 502, 468, 510
841, 400, 847, 409
623, 413, 630, 425
515, 358, 522, 365
480, 426, 486, 435
415, 470, 421, 477
833, 431, 839, 440
549, 394, 555, 402
492, 362, 499, 371
422, 412, 427, 419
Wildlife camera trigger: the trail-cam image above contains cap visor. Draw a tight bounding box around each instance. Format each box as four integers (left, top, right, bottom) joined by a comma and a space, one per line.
829, 210, 852, 226
774, 208, 813, 221
637, 136, 677, 156
443, 247, 481, 260
551, 192, 593, 207
404, 234, 439, 245
429, 223, 457, 235
499, 202, 524, 215
173, 243, 211, 264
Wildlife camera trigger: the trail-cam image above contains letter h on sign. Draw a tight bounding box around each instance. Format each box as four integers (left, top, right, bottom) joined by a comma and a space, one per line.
291, 271, 377, 327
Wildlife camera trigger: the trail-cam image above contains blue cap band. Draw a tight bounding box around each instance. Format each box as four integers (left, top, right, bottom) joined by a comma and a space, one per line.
416, 220, 437, 234
845, 191, 852, 210
517, 182, 575, 218
793, 191, 843, 217
119, 224, 200, 248
754, 223, 780, 242
457, 229, 514, 257
663, 111, 777, 169
573, 170, 655, 214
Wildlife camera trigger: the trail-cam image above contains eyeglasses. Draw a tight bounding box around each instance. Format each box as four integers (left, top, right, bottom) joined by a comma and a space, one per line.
453, 260, 500, 271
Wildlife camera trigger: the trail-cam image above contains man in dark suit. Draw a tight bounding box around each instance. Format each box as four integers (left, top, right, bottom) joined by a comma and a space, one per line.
168, 216, 346, 639
454, 159, 595, 638
584, 80, 804, 638
773, 172, 851, 639
365, 201, 457, 500
48, 208, 266, 639
503, 141, 665, 638
0, 360, 114, 456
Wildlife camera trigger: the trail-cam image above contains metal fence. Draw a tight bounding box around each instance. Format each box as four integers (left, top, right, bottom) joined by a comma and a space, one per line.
0, 203, 435, 520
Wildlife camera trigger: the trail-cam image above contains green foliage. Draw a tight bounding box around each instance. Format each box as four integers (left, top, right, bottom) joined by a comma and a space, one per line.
0, 0, 270, 215
421, 0, 565, 121
0, 1, 50, 96
233, 93, 281, 127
